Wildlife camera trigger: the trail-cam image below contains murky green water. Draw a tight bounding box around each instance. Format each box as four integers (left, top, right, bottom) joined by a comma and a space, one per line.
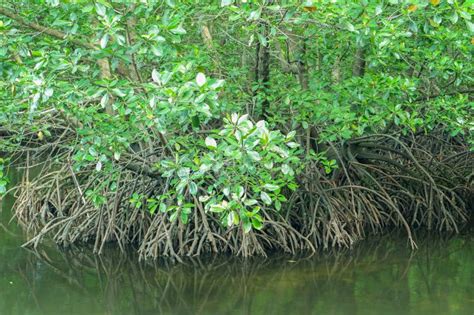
1, 167, 473, 315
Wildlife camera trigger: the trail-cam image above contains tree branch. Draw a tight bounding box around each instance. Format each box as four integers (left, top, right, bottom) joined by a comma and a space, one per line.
0, 6, 97, 50
414, 88, 474, 102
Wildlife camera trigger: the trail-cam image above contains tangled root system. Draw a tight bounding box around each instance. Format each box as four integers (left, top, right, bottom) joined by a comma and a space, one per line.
9, 129, 473, 260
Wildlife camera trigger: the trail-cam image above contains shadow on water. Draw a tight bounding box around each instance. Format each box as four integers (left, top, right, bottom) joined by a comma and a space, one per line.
1, 164, 473, 315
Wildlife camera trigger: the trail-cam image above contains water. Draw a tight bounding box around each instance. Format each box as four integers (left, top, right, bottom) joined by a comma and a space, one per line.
1, 168, 473, 315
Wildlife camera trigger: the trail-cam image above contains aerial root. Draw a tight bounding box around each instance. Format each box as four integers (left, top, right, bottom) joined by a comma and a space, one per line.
11, 131, 473, 258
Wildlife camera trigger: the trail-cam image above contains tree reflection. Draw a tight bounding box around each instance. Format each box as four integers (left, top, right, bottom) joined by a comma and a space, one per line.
1, 232, 472, 315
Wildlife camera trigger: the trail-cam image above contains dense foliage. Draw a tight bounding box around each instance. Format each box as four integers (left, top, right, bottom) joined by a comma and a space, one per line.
0, 0, 472, 259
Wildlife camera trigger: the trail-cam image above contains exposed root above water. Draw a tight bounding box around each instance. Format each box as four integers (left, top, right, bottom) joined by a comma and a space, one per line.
9, 129, 472, 260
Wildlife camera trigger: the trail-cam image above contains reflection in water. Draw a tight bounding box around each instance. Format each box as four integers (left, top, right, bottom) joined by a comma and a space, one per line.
1, 167, 473, 315
1, 228, 473, 315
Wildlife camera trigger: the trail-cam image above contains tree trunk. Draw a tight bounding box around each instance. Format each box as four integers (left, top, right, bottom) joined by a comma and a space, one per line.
352, 46, 366, 77
331, 56, 342, 84
297, 40, 308, 90
259, 22, 271, 118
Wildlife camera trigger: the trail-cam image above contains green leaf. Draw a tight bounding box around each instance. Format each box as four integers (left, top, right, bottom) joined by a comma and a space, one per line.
210, 79, 225, 89
196, 72, 206, 87
244, 199, 258, 206
375, 5, 383, 15
100, 34, 109, 49
248, 151, 261, 161
260, 191, 272, 205
466, 21, 474, 33
88, 147, 98, 157
151, 45, 163, 57
100, 93, 109, 108
449, 12, 458, 24
189, 181, 198, 195
159, 203, 167, 213
459, 11, 471, 21
286, 142, 299, 148
210, 204, 226, 213
169, 211, 179, 222
152, 69, 161, 84
205, 136, 217, 149
275, 200, 282, 211
243, 220, 252, 233
95, 3, 106, 16
44, 88, 54, 98
251, 217, 263, 230
112, 88, 126, 97
236, 186, 244, 199
263, 184, 279, 191
192, 115, 201, 128
346, 22, 356, 32
257, 34, 267, 47
227, 211, 235, 227
177, 167, 190, 179
286, 131, 296, 140
248, 9, 261, 21
149, 204, 158, 215
171, 24, 187, 35
281, 164, 291, 175
181, 211, 189, 224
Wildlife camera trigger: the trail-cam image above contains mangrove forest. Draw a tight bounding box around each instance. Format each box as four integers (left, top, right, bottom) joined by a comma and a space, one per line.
0, 0, 473, 263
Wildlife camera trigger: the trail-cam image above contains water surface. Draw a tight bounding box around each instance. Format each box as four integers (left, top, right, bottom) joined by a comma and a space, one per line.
1, 170, 473, 315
